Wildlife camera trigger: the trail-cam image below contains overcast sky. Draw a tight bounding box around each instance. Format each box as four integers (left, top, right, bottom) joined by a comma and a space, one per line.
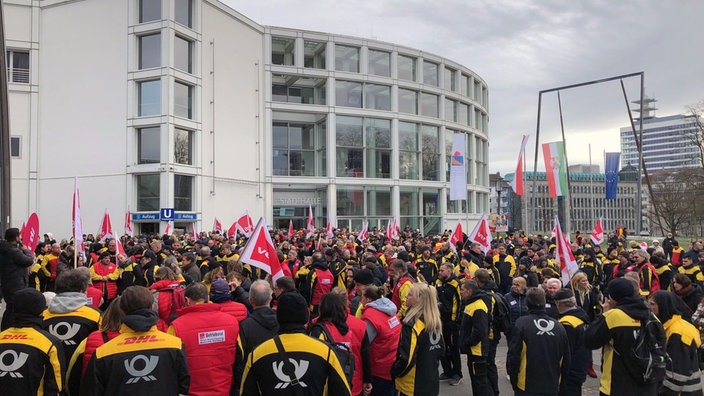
222, 0, 704, 176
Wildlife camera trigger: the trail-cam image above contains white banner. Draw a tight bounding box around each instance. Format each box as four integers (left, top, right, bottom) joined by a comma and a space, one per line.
449, 133, 467, 201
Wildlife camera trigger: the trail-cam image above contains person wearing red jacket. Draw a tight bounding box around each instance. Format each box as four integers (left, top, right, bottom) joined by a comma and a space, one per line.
90, 251, 120, 310
209, 278, 248, 322
169, 282, 239, 396
361, 285, 401, 396
149, 267, 184, 331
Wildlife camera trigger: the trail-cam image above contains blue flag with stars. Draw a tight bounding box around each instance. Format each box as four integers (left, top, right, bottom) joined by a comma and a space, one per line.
605, 152, 620, 199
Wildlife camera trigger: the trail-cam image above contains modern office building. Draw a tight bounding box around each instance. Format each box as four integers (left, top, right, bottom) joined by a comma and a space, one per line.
5, 0, 489, 236
504, 167, 638, 235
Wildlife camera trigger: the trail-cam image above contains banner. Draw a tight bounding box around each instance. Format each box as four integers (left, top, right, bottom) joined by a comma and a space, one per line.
467, 213, 492, 254
542, 141, 568, 197
449, 133, 467, 201
605, 152, 620, 200
509, 134, 530, 196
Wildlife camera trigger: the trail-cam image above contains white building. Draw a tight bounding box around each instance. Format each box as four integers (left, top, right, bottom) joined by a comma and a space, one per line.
5, 0, 489, 237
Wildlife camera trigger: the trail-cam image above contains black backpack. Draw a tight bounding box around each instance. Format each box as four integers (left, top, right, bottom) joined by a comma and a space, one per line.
616, 313, 669, 384
311, 323, 355, 386
491, 292, 512, 336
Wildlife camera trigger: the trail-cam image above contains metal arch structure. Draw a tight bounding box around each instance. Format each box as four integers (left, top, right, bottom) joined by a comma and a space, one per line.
530, 72, 649, 236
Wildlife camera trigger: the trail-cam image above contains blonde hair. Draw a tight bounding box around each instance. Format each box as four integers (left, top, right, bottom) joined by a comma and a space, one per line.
570, 272, 591, 292
403, 282, 442, 334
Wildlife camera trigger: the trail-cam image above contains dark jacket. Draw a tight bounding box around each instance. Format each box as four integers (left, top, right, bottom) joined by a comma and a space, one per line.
0, 240, 34, 299
235, 306, 279, 389
504, 289, 528, 328
459, 291, 490, 358
436, 274, 462, 323
82, 309, 190, 396
558, 306, 590, 390
391, 317, 443, 396
508, 306, 570, 394
584, 296, 660, 395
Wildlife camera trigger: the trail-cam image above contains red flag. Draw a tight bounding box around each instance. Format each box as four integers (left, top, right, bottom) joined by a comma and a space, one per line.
640, 241, 648, 251
21, 213, 40, 253
449, 220, 463, 254
115, 237, 126, 255
358, 221, 369, 242
98, 209, 114, 242
316, 235, 323, 251
554, 216, 578, 285
326, 219, 334, 239
306, 205, 315, 239
72, 177, 85, 266
213, 218, 223, 233
468, 214, 492, 254
510, 134, 530, 196
238, 217, 284, 281
164, 220, 173, 236
236, 211, 254, 238
590, 218, 604, 245
288, 220, 294, 241
393, 218, 400, 240
124, 207, 133, 237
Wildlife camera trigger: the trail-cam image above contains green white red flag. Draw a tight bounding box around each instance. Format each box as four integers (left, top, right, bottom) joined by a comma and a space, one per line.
542, 141, 568, 197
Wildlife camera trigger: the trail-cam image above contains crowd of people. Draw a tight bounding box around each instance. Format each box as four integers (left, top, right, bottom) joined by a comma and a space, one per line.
0, 224, 703, 395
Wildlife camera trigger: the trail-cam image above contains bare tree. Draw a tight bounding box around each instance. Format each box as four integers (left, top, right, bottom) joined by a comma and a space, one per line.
684, 100, 704, 168
648, 168, 704, 235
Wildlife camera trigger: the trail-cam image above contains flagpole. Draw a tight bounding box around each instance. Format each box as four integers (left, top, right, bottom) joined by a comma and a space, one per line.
557, 91, 572, 237
589, 144, 595, 225
522, 137, 528, 233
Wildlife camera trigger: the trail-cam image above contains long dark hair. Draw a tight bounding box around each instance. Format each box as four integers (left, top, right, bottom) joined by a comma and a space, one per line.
318, 293, 349, 335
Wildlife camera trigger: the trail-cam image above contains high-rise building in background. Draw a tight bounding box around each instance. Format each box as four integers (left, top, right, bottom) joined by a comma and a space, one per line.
4, 0, 489, 236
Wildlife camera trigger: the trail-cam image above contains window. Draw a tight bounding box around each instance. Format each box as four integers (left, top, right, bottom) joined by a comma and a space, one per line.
421, 125, 440, 181
272, 37, 295, 66
335, 45, 359, 72
398, 89, 417, 115
304, 40, 326, 69
174, 35, 192, 73
364, 84, 391, 111
420, 93, 438, 118
459, 103, 469, 126
271, 75, 326, 105
139, 33, 160, 69
272, 122, 323, 176
174, 81, 193, 119
368, 49, 390, 77
174, 128, 193, 165
139, 0, 161, 23
174, 0, 192, 28
137, 174, 160, 211
398, 55, 416, 81
174, 174, 193, 211
444, 67, 456, 91
336, 186, 364, 216
336, 116, 390, 178
6, 51, 29, 83
423, 61, 438, 86
399, 122, 419, 180
335, 81, 362, 108
10, 136, 20, 158
460, 74, 470, 96
138, 126, 160, 164
444, 98, 457, 122
138, 79, 161, 116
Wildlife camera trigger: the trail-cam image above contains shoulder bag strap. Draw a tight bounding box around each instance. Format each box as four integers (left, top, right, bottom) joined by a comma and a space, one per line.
273, 335, 306, 396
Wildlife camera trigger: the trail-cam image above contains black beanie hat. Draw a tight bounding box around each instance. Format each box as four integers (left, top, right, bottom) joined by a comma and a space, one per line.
554, 288, 575, 302
14, 288, 47, 316
353, 269, 374, 286
277, 292, 309, 326
607, 277, 635, 302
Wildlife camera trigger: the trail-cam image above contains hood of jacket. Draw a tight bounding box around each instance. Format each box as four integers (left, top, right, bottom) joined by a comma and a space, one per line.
122, 309, 159, 332
48, 292, 87, 313
615, 296, 651, 321
559, 306, 590, 323
250, 306, 279, 331
366, 297, 398, 316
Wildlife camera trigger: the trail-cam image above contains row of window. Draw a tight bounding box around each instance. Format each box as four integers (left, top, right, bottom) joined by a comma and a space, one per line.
271, 36, 487, 105
139, 0, 192, 28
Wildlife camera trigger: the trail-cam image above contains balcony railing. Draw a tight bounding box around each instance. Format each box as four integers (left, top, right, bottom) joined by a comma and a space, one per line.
7, 68, 29, 84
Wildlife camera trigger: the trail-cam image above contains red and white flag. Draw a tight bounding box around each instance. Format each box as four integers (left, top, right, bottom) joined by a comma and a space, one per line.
235, 211, 254, 238
288, 220, 294, 241
192, 222, 199, 238
554, 216, 579, 286
316, 235, 324, 251
551, 225, 557, 240
72, 177, 85, 265
640, 241, 648, 251
164, 220, 173, 236
115, 237, 126, 255
97, 209, 114, 242
213, 218, 223, 234
392, 218, 400, 240
468, 214, 492, 254
386, 219, 392, 241
20, 213, 40, 253
510, 134, 530, 196
326, 219, 334, 239
449, 220, 464, 254
306, 205, 315, 239
590, 218, 604, 246
358, 221, 369, 242
124, 207, 133, 237
238, 217, 285, 281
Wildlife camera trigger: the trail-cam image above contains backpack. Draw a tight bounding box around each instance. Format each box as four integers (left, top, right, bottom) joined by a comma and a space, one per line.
152, 285, 186, 325
616, 312, 669, 384
311, 323, 355, 386
491, 292, 512, 336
